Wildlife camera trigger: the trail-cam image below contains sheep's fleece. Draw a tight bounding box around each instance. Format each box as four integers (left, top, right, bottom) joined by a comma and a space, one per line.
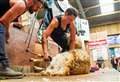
32, 49, 90, 76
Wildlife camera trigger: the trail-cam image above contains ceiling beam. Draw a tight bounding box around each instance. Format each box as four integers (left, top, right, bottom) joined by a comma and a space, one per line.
91, 20, 120, 27
84, 0, 120, 12
87, 10, 120, 19
75, 0, 86, 19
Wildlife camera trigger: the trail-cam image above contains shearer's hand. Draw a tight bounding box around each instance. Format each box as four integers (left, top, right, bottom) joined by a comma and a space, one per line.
44, 53, 52, 61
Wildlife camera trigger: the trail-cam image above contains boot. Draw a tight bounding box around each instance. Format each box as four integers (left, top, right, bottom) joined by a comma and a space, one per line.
0, 67, 24, 79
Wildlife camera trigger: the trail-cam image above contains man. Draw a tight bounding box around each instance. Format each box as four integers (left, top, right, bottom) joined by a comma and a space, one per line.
0, 0, 44, 79
42, 8, 78, 60
37, 0, 75, 43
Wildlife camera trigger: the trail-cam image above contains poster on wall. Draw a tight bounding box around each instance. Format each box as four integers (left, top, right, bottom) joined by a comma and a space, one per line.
89, 31, 108, 61
116, 35, 120, 44
75, 17, 90, 41
91, 45, 108, 61
114, 48, 120, 58
107, 34, 120, 44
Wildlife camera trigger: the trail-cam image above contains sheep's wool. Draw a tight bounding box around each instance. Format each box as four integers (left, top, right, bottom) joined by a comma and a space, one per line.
40, 49, 90, 76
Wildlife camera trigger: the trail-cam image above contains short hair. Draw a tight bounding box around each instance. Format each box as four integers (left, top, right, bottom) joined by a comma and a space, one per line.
37, 0, 44, 4
65, 8, 78, 17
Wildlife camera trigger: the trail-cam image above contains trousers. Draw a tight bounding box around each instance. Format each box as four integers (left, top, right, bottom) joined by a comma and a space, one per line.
0, 23, 9, 67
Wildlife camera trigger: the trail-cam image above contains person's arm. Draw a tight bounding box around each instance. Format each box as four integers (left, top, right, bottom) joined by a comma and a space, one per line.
0, 2, 26, 29
69, 21, 76, 50
42, 18, 58, 58
0, 2, 26, 42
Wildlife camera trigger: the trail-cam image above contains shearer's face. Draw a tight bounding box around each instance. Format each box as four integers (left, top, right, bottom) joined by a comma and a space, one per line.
29, 1, 43, 13
66, 15, 75, 25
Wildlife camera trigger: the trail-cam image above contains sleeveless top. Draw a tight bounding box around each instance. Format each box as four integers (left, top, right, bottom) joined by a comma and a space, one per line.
51, 15, 70, 37
0, 0, 11, 17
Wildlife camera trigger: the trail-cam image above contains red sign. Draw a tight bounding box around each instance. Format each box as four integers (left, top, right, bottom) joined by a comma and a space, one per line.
88, 39, 107, 48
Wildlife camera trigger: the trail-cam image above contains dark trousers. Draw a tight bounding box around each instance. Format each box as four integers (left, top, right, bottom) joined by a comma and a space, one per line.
51, 33, 69, 52
0, 24, 9, 67
111, 59, 117, 70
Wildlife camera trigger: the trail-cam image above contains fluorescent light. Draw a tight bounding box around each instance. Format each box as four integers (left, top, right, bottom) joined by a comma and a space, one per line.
99, 0, 114, 14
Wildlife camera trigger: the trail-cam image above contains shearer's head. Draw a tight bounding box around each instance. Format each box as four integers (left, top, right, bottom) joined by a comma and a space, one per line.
65, 8, 78, 24
28, 0, 45, 13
